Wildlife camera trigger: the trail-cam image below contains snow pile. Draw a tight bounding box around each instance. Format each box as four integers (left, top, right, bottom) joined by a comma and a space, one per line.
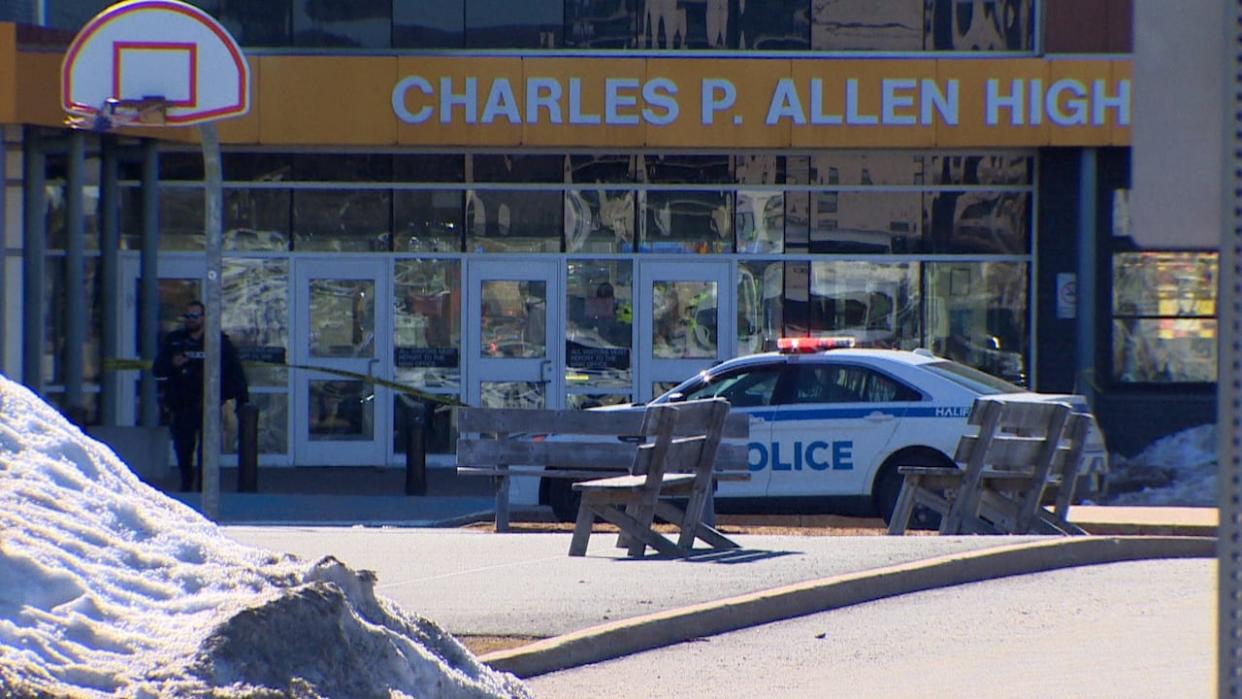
0, 376, 531, 698
1103, 424, 1216, 507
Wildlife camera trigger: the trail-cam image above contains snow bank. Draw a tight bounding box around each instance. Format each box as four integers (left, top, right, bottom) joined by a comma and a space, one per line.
1103, 424, 1216, 507
0, 376, 531, 698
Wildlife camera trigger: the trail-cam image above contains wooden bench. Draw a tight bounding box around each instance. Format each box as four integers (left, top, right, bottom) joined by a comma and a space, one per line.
456, 402, 750, 532
569, 398, 738, 558
888, 397, 1093, 536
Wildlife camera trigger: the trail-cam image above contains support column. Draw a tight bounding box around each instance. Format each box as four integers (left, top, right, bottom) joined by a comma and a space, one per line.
22, 127, 46, 394
65, 130, 86, 420
1074, 148, 1097, 406
139, 138, 160, 427
100, 136, 120, 425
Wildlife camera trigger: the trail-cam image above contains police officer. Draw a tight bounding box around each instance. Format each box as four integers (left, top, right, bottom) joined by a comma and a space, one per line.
153, 301, 248, 492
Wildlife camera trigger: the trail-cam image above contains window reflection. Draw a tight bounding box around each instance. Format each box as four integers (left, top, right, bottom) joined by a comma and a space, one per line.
736, 191, 785, 253
309, 380, 374, 440
467, 0, 563, 48
309, 279, 375, 358
810, 191, 923, 254
223, 259, 289, 387
925, 191, 1028, 254
812, 0, 924, 50
738, 261, 784, 355
481, 280, 547, 358
395, 190, 463, 252
927, 0, 1034, 51
393, 0, 465, 48
566, 190, 635, 253
467, 190, 562, 253
811, 152, 923, 186
653, 280, 716, 358
738, 0, 809, 49
292, 0, 391, 48
926, 261, 1027, 385
185, 0, 292, 47
473, 154, 564, 183
809, 261, 920, 349
643, 191, 731, 253
293, 190, 392, 252
159, 188, 206, 251
566, 0, 638, 48
927, 154, 1032, 185
225, 190, 290, 252
395, 259, 461, 389
567, 260, 633, 388
46, 179, 101, 251
637, 0, 731, 48
481, 381, 546, 409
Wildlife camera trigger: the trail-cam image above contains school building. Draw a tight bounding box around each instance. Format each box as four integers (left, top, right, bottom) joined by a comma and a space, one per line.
0, 0, 1217, 470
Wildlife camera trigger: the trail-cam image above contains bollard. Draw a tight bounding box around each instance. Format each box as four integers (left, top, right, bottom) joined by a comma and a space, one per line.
237, 403, 259, 492
405, 401, 427, 496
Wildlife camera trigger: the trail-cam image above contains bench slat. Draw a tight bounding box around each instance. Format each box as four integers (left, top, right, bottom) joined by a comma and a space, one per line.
457, 439, 749, 472
458, 407, 749, 439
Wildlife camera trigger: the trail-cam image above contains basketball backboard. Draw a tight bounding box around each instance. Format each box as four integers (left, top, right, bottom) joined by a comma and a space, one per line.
61, 0, 249, 127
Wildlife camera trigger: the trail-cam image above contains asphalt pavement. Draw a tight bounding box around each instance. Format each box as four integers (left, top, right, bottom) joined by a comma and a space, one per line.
186, 466, 1217, 695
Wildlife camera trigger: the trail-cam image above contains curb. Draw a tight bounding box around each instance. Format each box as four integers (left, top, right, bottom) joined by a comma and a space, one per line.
481, 535, 1215, 678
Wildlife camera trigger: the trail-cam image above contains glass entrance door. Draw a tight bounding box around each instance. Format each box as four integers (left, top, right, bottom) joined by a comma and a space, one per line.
293, 258, 389, 465
637, 261, 734, 402
466, 259, 561, 409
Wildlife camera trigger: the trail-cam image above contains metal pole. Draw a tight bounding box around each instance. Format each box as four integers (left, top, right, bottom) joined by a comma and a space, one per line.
139, 138, 160, 427
200, 123, 222, 521
1220, 2, 1242, 693
22, 127, 45, 394
99, 136, 120, 425
65, 130, 86, 420
1074, 148, 1097, 407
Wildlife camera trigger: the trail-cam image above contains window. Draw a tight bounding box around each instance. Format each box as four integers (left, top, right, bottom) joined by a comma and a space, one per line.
1112, 251, 1217, 383
467, 0, 563, 48
291, 0, 391, 48
789, 365, 921, 404
681, 365, 784, 408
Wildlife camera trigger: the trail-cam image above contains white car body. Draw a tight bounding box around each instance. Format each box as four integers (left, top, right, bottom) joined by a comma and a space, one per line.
519, 346, 1109, 519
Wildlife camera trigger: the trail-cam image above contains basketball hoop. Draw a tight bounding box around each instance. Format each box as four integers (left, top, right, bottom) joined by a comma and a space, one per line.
65, 96, 169, 132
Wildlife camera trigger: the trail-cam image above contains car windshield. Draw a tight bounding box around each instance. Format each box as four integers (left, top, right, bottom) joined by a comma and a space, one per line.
652, 372, 711, 403
920, 360, 1026, 395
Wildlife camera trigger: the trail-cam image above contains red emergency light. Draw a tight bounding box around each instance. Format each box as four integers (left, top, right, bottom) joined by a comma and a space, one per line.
776, 336, 856, 353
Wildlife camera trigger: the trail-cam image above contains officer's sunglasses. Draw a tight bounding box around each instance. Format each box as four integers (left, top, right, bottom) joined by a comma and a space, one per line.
183, 312, 203, 319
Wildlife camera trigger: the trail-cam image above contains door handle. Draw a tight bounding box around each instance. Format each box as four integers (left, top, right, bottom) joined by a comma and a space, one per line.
539, 359, 552, 383
864, 411, 892, 422
366, 357, 380, 377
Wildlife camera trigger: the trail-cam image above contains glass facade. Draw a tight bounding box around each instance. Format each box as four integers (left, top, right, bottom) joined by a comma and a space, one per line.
37, 0, 1038, 52
35, 142, 1038, 463
17, 0, 1093, 467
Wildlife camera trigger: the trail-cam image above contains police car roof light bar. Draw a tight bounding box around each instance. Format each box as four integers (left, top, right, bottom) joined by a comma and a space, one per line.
777, 336, 857, 353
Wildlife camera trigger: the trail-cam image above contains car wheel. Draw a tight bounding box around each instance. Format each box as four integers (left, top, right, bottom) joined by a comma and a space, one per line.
547, 478, 582, 523
873, 449, 952, 530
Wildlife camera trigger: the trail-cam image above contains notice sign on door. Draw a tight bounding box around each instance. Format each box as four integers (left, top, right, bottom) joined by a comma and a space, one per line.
1056, 273, 1076, 320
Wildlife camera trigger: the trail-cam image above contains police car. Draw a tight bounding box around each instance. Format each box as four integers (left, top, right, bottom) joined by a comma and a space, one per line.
539, 337, 1109, 523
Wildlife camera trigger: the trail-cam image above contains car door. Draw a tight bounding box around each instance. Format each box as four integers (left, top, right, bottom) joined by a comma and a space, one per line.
764, 361, 919, 497
668, 362, 783, 498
